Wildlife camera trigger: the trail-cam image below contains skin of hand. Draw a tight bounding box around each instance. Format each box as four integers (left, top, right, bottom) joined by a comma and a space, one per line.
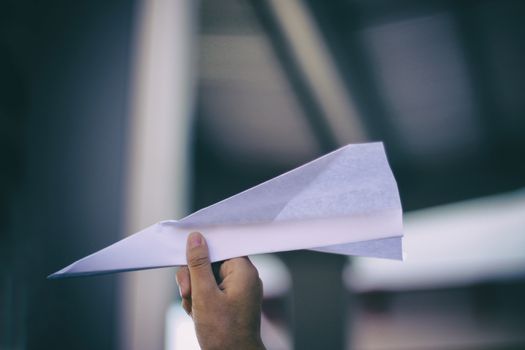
176, 232, 266, 350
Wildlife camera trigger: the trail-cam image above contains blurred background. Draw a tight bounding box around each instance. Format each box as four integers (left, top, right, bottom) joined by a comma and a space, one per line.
1, 0, 525, 349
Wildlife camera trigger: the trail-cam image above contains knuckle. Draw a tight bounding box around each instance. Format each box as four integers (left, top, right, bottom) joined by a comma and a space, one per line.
244, 258, 259, 275
246, 263, 260, 280
250, 263, 260, 277
188, 254, 210, 269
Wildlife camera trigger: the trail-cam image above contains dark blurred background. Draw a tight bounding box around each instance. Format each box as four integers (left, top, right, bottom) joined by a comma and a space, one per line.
1, 0, 525, 349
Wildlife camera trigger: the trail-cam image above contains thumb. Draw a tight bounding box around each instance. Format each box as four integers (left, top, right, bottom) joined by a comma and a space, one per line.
186, 232, 218, 297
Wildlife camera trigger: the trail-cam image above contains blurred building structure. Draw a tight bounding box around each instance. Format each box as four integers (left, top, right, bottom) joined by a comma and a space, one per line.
1, 0, 525, 349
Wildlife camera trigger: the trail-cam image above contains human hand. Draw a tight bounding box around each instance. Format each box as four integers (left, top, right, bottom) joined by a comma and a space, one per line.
176, 232, 266, 350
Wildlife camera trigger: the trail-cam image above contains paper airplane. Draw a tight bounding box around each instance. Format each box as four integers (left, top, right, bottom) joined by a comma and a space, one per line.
49, 142, 403, 279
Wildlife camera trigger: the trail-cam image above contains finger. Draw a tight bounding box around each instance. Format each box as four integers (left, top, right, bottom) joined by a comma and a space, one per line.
186, 232, 219, 297
219, 256, 256, 280
176, 266, 191, 299
219, 257, 260, 293
181, 297, 192, 316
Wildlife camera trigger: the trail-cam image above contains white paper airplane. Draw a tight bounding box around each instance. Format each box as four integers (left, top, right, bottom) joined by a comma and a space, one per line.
49, 142, 403, 279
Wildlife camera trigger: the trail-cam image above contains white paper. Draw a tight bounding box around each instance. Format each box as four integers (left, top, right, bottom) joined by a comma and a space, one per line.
49, 142, 403, 278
